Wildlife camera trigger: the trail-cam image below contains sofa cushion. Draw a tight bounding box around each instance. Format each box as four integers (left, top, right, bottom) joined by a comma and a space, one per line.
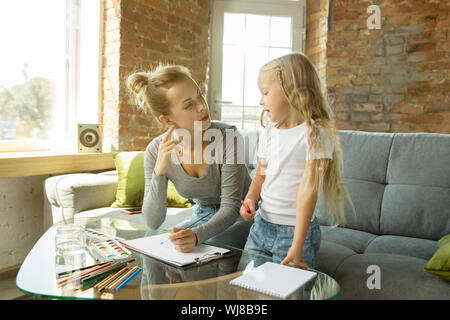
319, 226, 439, 262
111, 151, 146, 208
364, 235, 438, 261
316, 178, 386, 234
315, 131, 393, 233
381, 184, 450, 240
111, 151, 192, 209
45, 173, 118, 214
320, 226, 377, 254
387, 133, 450, 187
332, 253, 450, 300
383, 133, 450, 241
316, 226, 449, 299
338, 130, 393, 183
315, 238, 357, 278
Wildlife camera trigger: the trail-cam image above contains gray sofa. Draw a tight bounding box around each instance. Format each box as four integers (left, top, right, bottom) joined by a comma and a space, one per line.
45, 129, 450, 300
315, 130, 450, 299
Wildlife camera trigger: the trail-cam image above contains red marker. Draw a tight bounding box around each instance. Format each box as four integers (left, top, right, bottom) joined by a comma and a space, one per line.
241, 200, 251, 213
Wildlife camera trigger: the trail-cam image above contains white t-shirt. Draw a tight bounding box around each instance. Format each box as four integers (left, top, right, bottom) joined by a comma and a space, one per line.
257, 120, 334, 225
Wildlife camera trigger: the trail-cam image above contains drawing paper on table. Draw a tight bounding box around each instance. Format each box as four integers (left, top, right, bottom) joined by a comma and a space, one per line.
120, 233, 230, 267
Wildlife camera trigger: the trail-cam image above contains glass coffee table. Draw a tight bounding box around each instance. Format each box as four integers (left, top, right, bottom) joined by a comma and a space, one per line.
16, 217, 340, 300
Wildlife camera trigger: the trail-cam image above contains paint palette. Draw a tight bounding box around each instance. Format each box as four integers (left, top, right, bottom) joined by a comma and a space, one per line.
85, 228, 124, 242
90, 239, 133, 262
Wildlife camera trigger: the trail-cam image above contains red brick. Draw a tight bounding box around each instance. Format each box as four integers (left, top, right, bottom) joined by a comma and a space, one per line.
425, 51, 446, 61
436, 19, 450, 29
133, 137, 151, 150
143, 0, 168, 12
353, 104, 383, 113
359, 123, 391, 132
328, 76, 350, 86
406, 42, 436, 53
333, 11, 360, 21
390, 104, 424, 114
430, 123, 450, 133
371, 113, 384, 121
391, 15, 410, 27
436, 41, 450, 52
401, 112, 450, 125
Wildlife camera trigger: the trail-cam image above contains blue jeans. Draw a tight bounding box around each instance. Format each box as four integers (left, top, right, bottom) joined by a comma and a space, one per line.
243, 211, 321, 269
176, 204, 252, 250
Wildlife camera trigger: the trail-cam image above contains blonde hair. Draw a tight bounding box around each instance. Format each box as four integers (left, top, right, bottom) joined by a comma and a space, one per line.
260, 52, 355, 226
126, 64, 192, 122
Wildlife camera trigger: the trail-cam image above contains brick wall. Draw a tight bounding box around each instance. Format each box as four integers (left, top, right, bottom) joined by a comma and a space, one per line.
102, 0, 210, 151
103, 0, 449, 146
325, 0, 450, 133
305, 0, 329, 82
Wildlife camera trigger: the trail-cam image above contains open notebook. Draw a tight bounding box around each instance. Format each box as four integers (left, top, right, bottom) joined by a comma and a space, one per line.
120, 233, 230, 267
229, 262, 317, 299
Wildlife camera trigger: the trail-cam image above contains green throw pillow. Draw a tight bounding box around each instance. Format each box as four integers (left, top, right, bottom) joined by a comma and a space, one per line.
111, 151, 192, 209
424, 234, 450, 281
111, 151, 145, 208
167, 179, 193, 208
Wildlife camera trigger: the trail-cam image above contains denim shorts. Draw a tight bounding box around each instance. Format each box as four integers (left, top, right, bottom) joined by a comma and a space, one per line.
243, 211, 321, 269
175, 204, 219, 229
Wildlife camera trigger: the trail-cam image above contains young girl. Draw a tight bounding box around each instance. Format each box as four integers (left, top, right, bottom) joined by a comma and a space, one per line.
240, 52, 354, 269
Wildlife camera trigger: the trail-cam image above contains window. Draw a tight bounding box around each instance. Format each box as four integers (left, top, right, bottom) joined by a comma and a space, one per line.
0, 0, 102, 153
210, 0, 305, 130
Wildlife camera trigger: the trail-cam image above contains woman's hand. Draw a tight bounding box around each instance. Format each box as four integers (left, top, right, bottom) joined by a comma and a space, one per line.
280, 245, 309, 270
154, 125, 182, 176
169, 226, 197, 253
240, 198, 256, 221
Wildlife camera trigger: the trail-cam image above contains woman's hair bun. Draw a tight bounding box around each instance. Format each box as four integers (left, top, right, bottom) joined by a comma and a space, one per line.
126, 72, 150, 95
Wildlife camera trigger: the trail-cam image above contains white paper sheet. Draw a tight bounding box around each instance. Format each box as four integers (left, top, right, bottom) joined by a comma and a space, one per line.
121, 233, 230, 267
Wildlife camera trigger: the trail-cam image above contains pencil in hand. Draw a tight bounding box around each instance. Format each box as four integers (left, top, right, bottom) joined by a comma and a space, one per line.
241, 200, 251, 213
160, 211, 214, 245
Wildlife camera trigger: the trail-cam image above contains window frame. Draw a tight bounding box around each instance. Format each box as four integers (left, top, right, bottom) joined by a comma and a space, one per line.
208, 0, 306, 130
0, 0, 103, 153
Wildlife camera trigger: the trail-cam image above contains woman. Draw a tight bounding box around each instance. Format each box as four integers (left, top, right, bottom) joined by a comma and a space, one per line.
126, 63, 252, 253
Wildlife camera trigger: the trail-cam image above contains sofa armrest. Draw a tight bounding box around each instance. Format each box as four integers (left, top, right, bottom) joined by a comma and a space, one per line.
45, 171, 118, 224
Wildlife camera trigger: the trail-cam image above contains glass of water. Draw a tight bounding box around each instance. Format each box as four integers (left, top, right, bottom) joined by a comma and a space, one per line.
55, 224, 86, 274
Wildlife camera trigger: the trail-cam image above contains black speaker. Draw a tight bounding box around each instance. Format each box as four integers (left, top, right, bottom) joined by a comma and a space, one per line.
77, 124, 101, 153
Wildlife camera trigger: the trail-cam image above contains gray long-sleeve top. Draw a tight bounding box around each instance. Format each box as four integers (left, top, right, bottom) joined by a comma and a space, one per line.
143, 121, 252, 245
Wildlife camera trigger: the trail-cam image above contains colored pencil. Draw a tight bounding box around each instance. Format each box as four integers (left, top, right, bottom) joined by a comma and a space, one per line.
107, 266, 139, 290
80, 262, 128, 283
57, 258, 135, 287
56, 261, 110, 279
112, 266, 140, 290
159, 211, 214, 245
241, 200, 251, 213
80, 272, 113, 290
57, 262, 112, 286
95, 266, 129, 291
115, 267, 141, 290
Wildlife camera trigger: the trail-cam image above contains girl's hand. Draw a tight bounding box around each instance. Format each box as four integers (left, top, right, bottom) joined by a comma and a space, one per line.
154, 125, 182, 176
240, 199, 256, 221
280, 246, 309, 270
169, 227, 197, 253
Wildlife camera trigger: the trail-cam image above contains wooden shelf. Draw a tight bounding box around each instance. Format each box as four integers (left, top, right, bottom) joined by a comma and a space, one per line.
0, 152, 115, 178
